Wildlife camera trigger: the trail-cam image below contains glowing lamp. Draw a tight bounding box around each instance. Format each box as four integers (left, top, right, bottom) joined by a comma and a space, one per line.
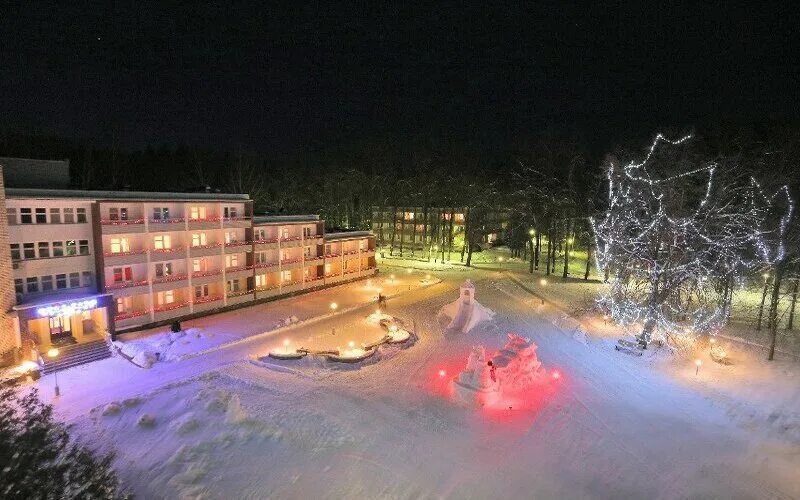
348, 341, 355, 348
709, 338, 716, 344
694, 359, 702, 375
330, 302, 338, 311
552, 371, 560, 380
390, 274, 395, 280
438, 369, 446, 377
528, 229, 535, 236
498, 257, 503, 262
762, 273, 769, 280
694, 359, 702, 367
406, 268, 412, 274
539, 278, 547, 286
283, 339, 290, 346
375, 308, 381, 315
425, 274, 431, 280
47, 348, 59, 358
567, 238, 574, 244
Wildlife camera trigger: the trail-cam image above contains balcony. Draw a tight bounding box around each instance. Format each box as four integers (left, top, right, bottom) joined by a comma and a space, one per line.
255, 285, 280, 299
103, 248, 148, 265
192, 295, 224, 313
279, 258, 303, 270
148, 218, 186, 231
280, 281, 303, 294
150, 246, 184, 261
224, 241, 252, 254
100, 218, 146, 234
304, 275, 324, 287
153, 302, 190, 322
106, 279, 149, 297
189, 243, 222, 257
324, 252, 342, 259
253, 238, 279, 250
114, 309, 150, 328
225, 289, 255, 305
279, 236, 303, 248
254, 261, 279, 271
225, 265, 253, 279
187, 217, 222, 230
151, 274, 189, 292
222, 216, 251, 228
191, 269, 223, 285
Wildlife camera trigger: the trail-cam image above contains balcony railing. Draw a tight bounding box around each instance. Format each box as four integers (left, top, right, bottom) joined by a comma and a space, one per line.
343, 249, 361, 255
225, 265, 253, 273
188, 216, 222, 223
153, 301, 189, 313
101, 218, 145, 225
106, 279, 149, 290
151, 246, 183, 254
114, 309, 149, 321
149, 217, 186, 224
253, 238, 279, 244
226, 289, 254, 298
190, 243, 222, 250
280, 258, 303, 265
280, 280, 303, 287
192, 269, 222, 278
344, 268, 360, 275
151, 274, 188, 285
325, 253, 341, 258
103, 248, 148, 257
223, 216, 250, 222
279, 236, 303, 242
256, 284, 281, 292
224, 240, 252, 247
193, 295, 223, 305
304, 255, 324, 262
304, 275, 324, 283
254, 261, 279, 269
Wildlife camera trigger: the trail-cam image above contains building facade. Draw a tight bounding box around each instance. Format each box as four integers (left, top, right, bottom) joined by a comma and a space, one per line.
1, 186, 376, 364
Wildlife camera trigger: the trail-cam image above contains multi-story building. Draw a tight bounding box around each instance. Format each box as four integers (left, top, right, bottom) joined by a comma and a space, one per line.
371, 206, 507, 255
0, 173, 377, 367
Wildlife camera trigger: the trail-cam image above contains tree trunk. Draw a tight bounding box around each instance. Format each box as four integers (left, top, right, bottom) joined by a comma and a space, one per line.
421, 205, 429, 262
768, 261, 786, 360
464, 207, 473, 267
788, 277, 799, 330
756, 276, 770, 331
399, 210, 406, 256
545, 229, 552, 275
584, 243, 592, 280
562, 220, 571, 279
529, 238, 535, 274
447, 208, 455, 261
389, 207, 398, 256
534, 232, 541, 270
410, 210, 418, 257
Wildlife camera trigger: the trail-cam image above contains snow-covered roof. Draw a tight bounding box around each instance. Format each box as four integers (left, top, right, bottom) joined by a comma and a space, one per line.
325, 231, 372, 241
253, 215, 320, 224
5, 188, 249, 201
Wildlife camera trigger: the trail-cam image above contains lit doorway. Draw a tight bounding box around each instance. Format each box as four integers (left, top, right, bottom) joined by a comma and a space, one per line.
49, 314, 72, 344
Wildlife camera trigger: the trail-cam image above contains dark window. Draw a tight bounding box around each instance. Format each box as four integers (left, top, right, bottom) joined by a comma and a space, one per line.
10, 244, 20, 260
52, 241, 64, 257
76, 208, 87, 223
49, 208, 61, 223
120, 208, 128, 220
63, 208, 74, 223
69, 272, 80, 288
6, 208, 16, 225
82, 271, 93, 287
23, 243, 35, 259
35, 208, 46, 223
26, 277, 38, 293
41, 275, 53, 291
37, 242, 50, 258
109, 208, 119, 220
79, 240, 89, 255
56, 274, 67, 289
20, 208, 32, 224
14, 279, 23, 295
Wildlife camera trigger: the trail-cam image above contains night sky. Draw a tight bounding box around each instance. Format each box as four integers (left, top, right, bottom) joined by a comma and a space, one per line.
2, 2, 798, 153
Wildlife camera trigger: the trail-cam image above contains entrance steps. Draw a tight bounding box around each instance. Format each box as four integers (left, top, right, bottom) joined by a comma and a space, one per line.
41, 339, 111, 374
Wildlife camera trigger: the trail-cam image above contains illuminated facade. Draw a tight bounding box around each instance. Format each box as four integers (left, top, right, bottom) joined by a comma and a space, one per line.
1, 185, 376, 364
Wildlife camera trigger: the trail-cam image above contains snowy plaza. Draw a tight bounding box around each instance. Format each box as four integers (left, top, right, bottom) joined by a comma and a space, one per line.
26, 260, 800, 499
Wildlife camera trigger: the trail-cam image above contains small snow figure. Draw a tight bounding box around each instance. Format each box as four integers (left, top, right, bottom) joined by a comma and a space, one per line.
488, 360, 496, 382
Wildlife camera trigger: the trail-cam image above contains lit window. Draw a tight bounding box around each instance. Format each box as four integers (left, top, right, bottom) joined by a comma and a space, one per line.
224, 231, 237, 243
255, 274, 266, 288
192, 259, 206, 273
109, 208, 119, 220
116, 297, 132, 313
281, 227, 289, 239
112, 267, 133, 283
225, 254, 239, 268
226, 279, 241, 292
324, 263, 331, 274
110, 238, 130, 254
359, 240, 365, 250
281, 270, 292, 282
194, 284, 209, 298
404, 212, 414, 220
303, 227, 312, 237
156, 290, 175, 305
155, 262, 173, 278
190, 206, 206, 220
304, 246, 312, 257
153, 235, 171, 249
192, 233, 207, 247
255, 251, 267, 264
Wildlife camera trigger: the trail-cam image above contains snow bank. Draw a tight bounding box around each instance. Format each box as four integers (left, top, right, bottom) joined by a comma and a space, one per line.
438, 299, 495, 333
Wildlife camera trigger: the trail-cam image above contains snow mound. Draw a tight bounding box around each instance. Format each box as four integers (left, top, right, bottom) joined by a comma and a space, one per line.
132, 350, 158, 369
225, 394, 247, 424
366, 311, 394, 324
102, 402, 122, 416
172, 412, 201, 435
137, 413, 157, 428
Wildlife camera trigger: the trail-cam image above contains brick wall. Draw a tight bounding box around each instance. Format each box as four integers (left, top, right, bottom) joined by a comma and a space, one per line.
0, 167, 21, 366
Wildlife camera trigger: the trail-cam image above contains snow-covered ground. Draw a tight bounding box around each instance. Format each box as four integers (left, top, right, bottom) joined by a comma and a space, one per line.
43, 268, 798, 499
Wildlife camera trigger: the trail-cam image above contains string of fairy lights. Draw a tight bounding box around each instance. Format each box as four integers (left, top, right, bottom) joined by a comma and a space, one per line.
590, 134, 794, 345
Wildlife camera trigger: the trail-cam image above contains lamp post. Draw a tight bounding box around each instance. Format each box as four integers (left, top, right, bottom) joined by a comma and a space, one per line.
497, 256, 504, 271
330, 302, 338, 312
47, 348, 60, 397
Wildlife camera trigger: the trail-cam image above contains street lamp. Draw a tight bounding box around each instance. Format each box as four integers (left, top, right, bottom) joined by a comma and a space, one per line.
330, 302, 338, 312
539, 278, 547, 286
528, 229, 535, 237
47, 348, 60, 397
497, 256, 504, 270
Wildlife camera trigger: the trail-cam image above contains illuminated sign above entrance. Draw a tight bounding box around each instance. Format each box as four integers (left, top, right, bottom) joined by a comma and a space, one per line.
36, 299, 98, 318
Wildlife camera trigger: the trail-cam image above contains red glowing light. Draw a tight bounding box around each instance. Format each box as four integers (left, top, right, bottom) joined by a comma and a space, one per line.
438, 369, 446, 377
552, 371, 560, 380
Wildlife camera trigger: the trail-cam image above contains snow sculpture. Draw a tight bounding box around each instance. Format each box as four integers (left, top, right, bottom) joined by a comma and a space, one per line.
491, 334, 544, 390
438, 280, 495, 333
451, 345, 500, 407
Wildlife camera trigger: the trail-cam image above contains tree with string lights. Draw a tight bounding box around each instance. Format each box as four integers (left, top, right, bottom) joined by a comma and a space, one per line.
592, 134, 771, 348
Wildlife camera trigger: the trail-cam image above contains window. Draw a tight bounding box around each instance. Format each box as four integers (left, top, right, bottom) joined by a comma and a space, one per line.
69, 272, 80, 288
156, 290, 175, 305
35, 208, 47, 223
26, 277, 38, 293
281, 270, 292, 282
404, 212, 414, 221
455, 213, 465, 222
192, 259, 206, 273
66, 240, 77, 256
112, 267, 133, 283
153, 235, 171, 249
155, 262, 173, 278
281, 227, 289, 239
49, 208, 61, 223
116, 297, 132, 313
79, 240, 90, 255
279, 249, 285, 261
304, 246, 312, 257
255, 228, 266, 240
224, 231, 237, 243
152, 207, 169, 220
255, 274, 266, 288
77, 208, 87, 223
324, 244, 332, 255
224, 206, 238, 219
23, 243, 35, 259
41, 275, 53, 291
324, 263, 331, 274
255, 251, 267, 264
64, 208, 75, 223
359, 240, 365, 250
120, 207, 128, 220
6, 208, 16, 225
191, 233, 207, 247
52, 241, 64, 257
82, 271, 93, 287
37, 242, 50, 258
226, 279, 241, 292
56, 274, 67, 289
190, 206, 206, 220
110, 237, 130, 254
225, 254, 239, 268
20, 208, 32, 224
10, 244, 20, 260
303, 227, 312, 237
49, 316, 66, 335
194, 284, 209, 299
14, 279, 23, 295
109, 208, 119, 220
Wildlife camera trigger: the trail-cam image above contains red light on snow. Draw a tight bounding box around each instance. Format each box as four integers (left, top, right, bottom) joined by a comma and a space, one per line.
438, 369, 446, 377
552, 371, 560, 380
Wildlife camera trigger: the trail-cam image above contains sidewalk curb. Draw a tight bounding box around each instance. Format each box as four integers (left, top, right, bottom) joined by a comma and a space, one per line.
178, 277, 443, 361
